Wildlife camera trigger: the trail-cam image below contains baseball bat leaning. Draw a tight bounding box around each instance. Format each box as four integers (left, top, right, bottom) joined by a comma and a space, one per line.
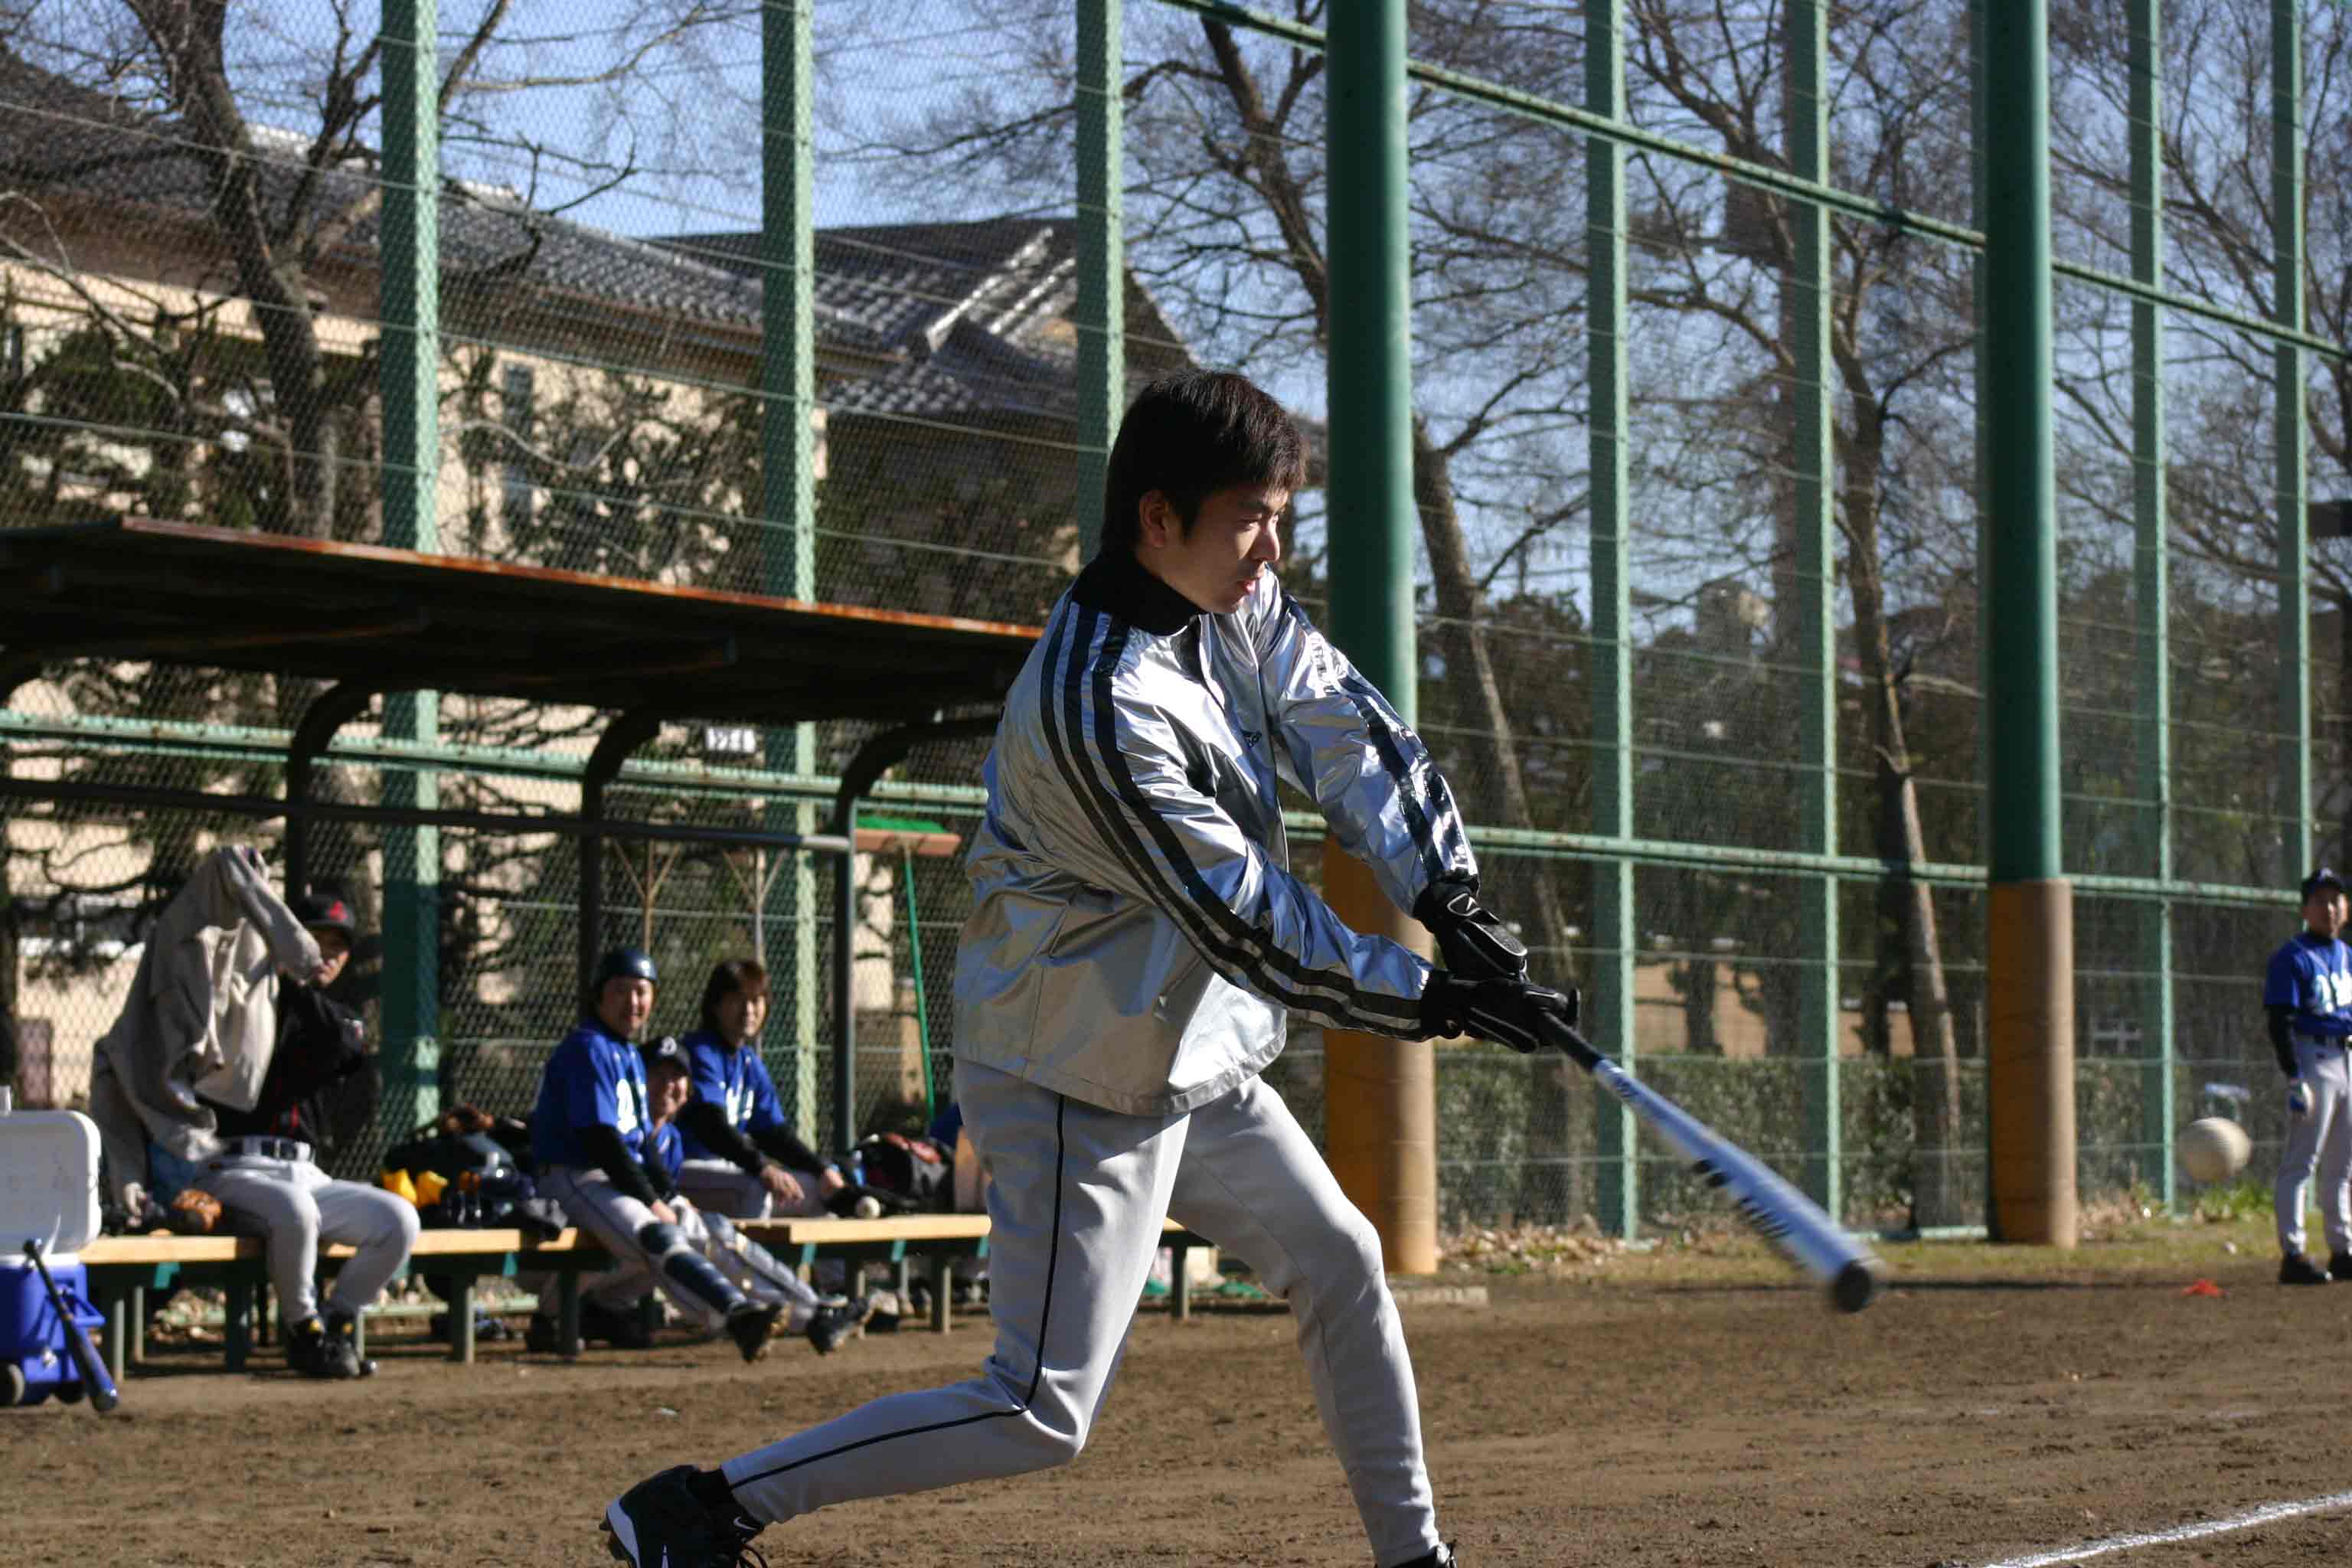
23, 1239, 119, 1411
1535, 1011, 1884, 1313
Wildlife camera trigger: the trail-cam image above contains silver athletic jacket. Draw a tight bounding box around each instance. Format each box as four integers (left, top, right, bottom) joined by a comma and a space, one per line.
953, 549, 1477, 1116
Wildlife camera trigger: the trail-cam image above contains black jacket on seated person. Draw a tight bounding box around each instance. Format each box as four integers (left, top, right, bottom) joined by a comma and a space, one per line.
204, 981, 373, 1146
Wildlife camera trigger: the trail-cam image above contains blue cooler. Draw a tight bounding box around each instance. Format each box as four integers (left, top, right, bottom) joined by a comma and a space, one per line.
0, 1109, 106, 1408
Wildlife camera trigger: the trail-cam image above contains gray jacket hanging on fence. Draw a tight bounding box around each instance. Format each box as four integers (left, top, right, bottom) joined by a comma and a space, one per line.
87, 844, 322, 1206
952, 551, 1475, 1117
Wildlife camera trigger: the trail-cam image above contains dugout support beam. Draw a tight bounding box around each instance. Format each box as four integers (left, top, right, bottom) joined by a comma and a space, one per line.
1982, 0, 2076, 1247
1319, 0, 1437, 1278
580, 710, 667, 1008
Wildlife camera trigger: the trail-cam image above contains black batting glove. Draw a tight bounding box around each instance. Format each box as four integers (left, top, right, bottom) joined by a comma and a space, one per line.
1419, 972, 1573, 1054
1413, 875, 1528, 981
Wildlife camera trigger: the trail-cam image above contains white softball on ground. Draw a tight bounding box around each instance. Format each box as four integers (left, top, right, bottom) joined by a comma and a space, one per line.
853, 1195, 884, 1219
2178, 1116, 2252, 1184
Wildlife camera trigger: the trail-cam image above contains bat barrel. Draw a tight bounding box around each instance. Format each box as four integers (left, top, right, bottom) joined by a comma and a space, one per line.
1561, 1032, 1885, 1313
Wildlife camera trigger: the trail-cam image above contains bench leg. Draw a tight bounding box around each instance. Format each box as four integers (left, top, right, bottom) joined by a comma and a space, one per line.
557, 1273, 582, 1358
224, 1280, 253, 1371
130, 1285, 145, 1367
450, 1278, 476, 1364
930, 1255, 952, 1334
352, 1306, 368, 1364
1170, 1244, 1191, 1324
893, 1258, 912, 1302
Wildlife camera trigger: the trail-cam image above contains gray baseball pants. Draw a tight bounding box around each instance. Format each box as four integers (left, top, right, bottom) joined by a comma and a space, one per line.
718, 1060, 1442, 1567
197, 1153, 420, 1324
577, 1196, 825, 1330
2277, 1037, 2352, 1257
540, 1166, 748, 1329
671, 1158, 831, 1222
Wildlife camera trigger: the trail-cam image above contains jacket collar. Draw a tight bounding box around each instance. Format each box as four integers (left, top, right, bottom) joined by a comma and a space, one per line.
1072, 547, 1203, 637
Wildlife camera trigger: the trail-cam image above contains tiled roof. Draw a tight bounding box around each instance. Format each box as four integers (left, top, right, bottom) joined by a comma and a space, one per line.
0, 48, 1187, 423
0, 48, 764, 334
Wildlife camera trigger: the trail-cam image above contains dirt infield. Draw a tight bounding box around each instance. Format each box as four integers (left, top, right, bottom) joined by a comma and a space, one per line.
12, 1233, 2352, 1567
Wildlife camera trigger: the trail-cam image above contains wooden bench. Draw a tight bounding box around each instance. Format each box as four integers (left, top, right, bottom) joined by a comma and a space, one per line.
77, 1227, 616, 1377
74, 1215, 1217, 1380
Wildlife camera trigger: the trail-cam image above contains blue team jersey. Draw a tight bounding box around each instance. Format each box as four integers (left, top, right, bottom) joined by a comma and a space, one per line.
677, 1029, 789, 1161
646, 1122, 683, 1183
531, 1018, 654, 1168
2264, 933, 2352, 1038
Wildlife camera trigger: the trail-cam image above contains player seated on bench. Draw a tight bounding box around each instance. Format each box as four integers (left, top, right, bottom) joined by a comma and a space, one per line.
667, 959, 845, 1220
180, 890, 419, 1381
524, 947, 803, 1361
635, 1037, 874, 1354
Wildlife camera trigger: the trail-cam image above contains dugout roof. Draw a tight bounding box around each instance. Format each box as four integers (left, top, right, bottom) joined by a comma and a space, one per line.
0, 517, 1040, 724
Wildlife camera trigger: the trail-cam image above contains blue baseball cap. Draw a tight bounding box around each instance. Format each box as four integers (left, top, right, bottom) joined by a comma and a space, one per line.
641, 1035, 689, 1076
2301, 867, 2345, 900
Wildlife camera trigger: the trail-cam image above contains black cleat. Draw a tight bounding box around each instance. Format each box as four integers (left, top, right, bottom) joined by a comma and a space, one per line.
726, 1300, 786, 1364
323, 1308, 374, 1377
286, 1315, 361, 1380
2281, 1250, 2331, 1285
1393, 1547, 1458, 1568
524, 1314, 560, 1354
601, 1465, 765, 1568
804, 1293, 876, 1356
2331, 1250, 2352, 1282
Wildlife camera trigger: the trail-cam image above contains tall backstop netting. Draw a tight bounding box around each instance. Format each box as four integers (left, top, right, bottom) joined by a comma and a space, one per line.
2, 0, 2346, 1236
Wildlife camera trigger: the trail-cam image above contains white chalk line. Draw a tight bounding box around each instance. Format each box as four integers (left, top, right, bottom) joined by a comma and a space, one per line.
1978, 1488, 2352, 1568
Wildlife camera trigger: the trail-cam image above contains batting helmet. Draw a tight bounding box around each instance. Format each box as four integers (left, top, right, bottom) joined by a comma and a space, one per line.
594, 946, 658, 988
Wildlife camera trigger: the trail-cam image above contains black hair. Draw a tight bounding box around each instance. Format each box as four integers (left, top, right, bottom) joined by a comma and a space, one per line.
698, 958, 769, 1035
1099, 369, 1306, 555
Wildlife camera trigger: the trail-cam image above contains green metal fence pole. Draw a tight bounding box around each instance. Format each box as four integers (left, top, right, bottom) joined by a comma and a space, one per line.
1321, 0, 1436, 1276
1788, 0, 1841, 1218
1586, 0, 1637, 1240
1982, 0, 2076, 1246
1076, 0, 1123, 563
2273, 0, 2310, 883
380, 0, 440, 1135
2130, 0, 2176, 1208
763, 0, 822, 1136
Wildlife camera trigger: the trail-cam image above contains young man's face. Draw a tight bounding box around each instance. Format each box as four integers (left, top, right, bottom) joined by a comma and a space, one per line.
597, 976, 655, 1038
309, 927, 352, 987
2307, 888, 2347, 939
715, 985, 767, 1044
1136, 483, 1287, 615
647, 1066, 691, 1125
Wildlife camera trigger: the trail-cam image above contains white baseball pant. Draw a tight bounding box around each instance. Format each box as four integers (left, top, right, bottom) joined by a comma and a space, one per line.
197, 1153, 420, 1324
2276, 1036, 2352, 1258
717, 1060, 1443, 1567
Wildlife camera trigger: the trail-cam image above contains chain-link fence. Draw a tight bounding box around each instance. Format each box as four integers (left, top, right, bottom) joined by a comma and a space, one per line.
4, 1, 2348, 1236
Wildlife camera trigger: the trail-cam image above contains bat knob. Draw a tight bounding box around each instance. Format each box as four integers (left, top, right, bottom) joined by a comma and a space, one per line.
1831, 1259, 1879, 1315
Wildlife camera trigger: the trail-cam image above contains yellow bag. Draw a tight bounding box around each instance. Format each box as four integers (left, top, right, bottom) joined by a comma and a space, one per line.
380, 1168, 420, 1206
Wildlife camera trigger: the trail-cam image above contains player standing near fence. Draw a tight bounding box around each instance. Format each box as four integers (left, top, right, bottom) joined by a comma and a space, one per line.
601, 370, 1570, 1568
2267, 867, 2352, 1285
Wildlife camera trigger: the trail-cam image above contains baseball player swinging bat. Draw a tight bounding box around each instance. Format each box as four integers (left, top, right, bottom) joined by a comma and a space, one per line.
23, 1240, 119, 1412
1536, 1004, 1883, 1314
